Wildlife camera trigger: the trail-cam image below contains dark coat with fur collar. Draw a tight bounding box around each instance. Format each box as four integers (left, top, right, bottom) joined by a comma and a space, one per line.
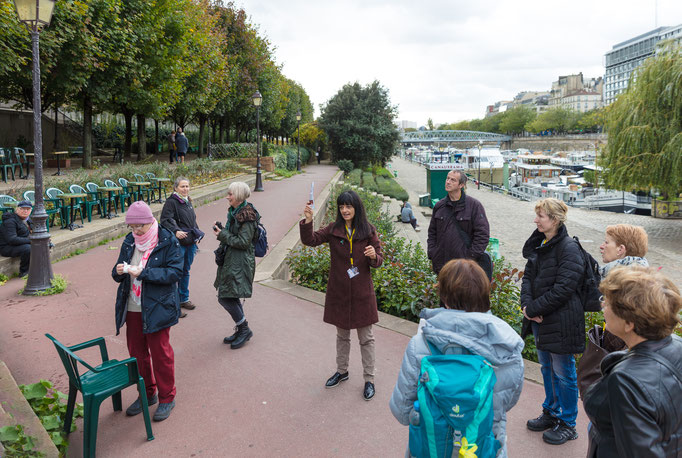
300, 220, 383, 329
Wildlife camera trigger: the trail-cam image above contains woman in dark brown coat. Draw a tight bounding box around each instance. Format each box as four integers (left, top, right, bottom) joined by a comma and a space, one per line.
300, 190, 383, 401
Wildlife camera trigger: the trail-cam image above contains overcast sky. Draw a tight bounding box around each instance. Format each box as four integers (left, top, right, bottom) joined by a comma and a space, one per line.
239, 0, 682, 126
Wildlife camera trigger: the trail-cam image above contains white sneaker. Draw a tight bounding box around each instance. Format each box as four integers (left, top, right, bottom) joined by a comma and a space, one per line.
415, 227, 421, 232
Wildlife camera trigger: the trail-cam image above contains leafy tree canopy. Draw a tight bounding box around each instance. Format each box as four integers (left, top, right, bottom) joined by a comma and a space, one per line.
602, 46, 682, 198
319, 81, 400, 167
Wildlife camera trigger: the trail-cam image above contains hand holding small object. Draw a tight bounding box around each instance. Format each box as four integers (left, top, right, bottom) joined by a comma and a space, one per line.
364, 245, 377, 260
303, 204, 313, 224
116, 263, 125, 275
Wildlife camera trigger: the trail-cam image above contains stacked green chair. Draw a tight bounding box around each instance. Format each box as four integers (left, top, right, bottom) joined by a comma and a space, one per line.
45, 334, 154, 458
69, 184, 102, 222
85, 182, 110, 213
1, 148, 20, 182
104, 179, 130, 213
15, 147, 32, 179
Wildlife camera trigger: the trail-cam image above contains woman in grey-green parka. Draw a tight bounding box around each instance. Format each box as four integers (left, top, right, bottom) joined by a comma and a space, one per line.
213, 181, 260, 349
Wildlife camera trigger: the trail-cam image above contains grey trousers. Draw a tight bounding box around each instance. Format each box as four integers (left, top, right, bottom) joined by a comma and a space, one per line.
336, 325, 375, 383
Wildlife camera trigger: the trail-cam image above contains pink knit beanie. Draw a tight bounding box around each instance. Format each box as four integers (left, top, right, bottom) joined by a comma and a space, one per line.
125, 201, 155, 224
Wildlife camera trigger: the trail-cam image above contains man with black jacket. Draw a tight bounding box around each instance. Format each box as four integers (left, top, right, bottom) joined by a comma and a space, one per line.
0, 200, 33, 276
427, 170, 490, 275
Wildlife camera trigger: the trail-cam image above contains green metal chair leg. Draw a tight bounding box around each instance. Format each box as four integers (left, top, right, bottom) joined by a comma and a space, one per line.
112, 391, 122, 412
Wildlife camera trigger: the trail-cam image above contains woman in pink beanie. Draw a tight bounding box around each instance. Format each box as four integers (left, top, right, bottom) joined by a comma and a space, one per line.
112, 200, 183, 422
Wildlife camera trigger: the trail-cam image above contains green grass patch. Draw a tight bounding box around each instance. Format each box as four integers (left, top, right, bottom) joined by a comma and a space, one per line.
18, 274, 68, 296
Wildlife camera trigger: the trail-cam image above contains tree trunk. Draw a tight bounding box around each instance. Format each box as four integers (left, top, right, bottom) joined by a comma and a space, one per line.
154, 119, 159, 157
123, 108, 133, 158
197, 114, 206, 157
83, 95, 93, 169
211, 119, 217, 143
225, 118, 231, 144
137, 114, 146, 161
219, 116, 225, 143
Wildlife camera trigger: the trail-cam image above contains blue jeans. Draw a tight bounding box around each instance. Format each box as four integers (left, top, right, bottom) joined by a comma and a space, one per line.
532, 322, 579, 427
178, 243, 197, 303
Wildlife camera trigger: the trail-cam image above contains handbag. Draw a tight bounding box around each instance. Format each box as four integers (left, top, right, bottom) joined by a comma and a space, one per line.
214, 244, 227, 266
577, 325, 626, 398
448, 211, 493, 280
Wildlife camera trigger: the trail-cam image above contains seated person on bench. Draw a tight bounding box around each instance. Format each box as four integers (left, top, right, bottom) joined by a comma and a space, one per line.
0, 200, 32, 276
400, 201, 420, 232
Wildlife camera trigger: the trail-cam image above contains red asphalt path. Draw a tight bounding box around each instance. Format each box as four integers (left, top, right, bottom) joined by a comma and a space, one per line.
0, 163, 588, 457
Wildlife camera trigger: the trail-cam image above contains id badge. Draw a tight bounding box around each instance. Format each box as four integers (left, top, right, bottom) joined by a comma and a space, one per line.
347, 267, 360, 278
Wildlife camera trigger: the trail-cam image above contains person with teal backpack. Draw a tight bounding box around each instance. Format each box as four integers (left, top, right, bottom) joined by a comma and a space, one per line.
390, 259, 524, 457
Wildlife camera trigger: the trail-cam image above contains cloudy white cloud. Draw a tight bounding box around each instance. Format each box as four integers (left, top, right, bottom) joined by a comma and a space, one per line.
240, 0, 682, 126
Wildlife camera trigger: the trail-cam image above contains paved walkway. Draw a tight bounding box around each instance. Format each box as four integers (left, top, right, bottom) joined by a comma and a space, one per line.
389, 157, 682, 289
0, 162, 591, 457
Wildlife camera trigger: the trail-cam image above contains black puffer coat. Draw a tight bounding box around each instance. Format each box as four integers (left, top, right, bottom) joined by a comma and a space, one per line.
584, 336, 682, 458
520, 224, 585, 354
0, 212, 30, 249
112, 225, 183, 335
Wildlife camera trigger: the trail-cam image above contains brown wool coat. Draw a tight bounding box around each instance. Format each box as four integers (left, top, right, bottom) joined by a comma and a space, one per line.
300, 220, 383, 330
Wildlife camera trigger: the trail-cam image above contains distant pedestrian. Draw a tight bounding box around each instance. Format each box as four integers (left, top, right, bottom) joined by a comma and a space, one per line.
112, 201, 182, 422
599, 224, 649, 277
389, 259, 524, 457
316, 146, 321, 164
583, 266, 682, 457
175, 127, 188, 164
400, 201, 420, 231
161, 177, 204, 318
521, 198, 585, 445
0, 200, 33, 277
427, 170, 490, 277
168, 130, 176, 164
214, 181, 260, 349
300, 190, 383, 401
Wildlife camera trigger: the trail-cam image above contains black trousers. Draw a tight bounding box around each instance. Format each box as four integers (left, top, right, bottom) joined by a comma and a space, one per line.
1, 244, 31, 274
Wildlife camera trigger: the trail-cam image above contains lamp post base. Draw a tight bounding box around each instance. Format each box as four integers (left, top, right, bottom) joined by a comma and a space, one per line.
23, 213, 53, 295
254, 171, 264, 192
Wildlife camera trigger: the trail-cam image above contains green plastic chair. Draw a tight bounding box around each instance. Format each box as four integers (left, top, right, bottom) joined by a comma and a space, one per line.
69, 184, 102, 222
45, 334, 154, 457
118, 177, 138, 202
133, 173, 154, 203
0, 194, 17, 215
104, 179, 130, 213
46, 187, 75, 228
146, 172, 169, 202
0, 148, 18, 182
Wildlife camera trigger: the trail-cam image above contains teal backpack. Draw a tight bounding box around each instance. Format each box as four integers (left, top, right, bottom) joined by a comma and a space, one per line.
409, 338, 500, 458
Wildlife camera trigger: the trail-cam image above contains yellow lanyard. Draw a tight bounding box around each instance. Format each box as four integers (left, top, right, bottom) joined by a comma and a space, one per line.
346, 226, 355, 266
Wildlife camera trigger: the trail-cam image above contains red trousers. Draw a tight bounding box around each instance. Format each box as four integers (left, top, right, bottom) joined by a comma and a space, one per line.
125, 312, 176, 403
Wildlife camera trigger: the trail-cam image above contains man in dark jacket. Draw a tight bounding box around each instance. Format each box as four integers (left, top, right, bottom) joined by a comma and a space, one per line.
0, 200, 33, 276
427, 170, 490, 275
175, 127, 189, 164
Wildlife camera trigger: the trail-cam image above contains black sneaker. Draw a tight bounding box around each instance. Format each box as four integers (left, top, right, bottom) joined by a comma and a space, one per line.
325, 371, 349, 388
126, 393, 158, 416
527, 409, 558, 431
542, 419, 578, 445
363, 382, 375, 401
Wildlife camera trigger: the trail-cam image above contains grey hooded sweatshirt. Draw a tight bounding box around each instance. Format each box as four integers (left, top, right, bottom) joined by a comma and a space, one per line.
389, 308, 524, 457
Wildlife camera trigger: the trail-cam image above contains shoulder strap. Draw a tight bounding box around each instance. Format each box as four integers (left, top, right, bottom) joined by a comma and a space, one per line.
633, 349, 682, 385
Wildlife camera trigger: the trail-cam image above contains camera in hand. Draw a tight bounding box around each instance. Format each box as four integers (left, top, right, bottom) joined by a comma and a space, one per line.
214, 221, 223, 231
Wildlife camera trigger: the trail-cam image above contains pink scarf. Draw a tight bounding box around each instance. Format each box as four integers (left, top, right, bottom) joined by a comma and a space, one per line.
131, 220, 159, 302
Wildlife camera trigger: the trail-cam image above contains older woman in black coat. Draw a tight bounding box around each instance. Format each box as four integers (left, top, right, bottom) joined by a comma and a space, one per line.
584, 266, 682, 457
520, 198, 585, 446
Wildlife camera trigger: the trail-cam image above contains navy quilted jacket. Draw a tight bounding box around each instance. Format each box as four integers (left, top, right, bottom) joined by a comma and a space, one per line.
520, 224, 585, 354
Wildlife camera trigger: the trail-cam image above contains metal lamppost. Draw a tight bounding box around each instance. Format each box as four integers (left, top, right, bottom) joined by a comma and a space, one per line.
295, 111, 302, 172
252, 90, 264, 192
477, 140, 483, 190
13, 0, 55, 294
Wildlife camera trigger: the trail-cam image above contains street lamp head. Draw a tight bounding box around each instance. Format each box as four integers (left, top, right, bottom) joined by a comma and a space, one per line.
252, 90, 262, 107
13, 0, 55, 29
296, 111, 302, 122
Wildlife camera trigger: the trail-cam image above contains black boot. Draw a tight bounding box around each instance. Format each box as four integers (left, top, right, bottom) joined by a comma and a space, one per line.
223, 325, 238, 344
230, 321, 253, 349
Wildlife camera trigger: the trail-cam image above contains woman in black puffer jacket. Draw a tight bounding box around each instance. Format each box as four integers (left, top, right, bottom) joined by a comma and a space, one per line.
520, 198, 585, 446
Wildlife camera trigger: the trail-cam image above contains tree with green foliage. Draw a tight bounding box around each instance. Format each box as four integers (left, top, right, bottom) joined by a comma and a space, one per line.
525, 106, 580, 134
499, 106, 536, 135
319, 81, 399, 167
602, 46, 682, 199
299, 121, 326, 151
576, 107, 607, 133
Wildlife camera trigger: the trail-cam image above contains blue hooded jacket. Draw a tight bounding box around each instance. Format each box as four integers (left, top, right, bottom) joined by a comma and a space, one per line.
389, 308, 524, 457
